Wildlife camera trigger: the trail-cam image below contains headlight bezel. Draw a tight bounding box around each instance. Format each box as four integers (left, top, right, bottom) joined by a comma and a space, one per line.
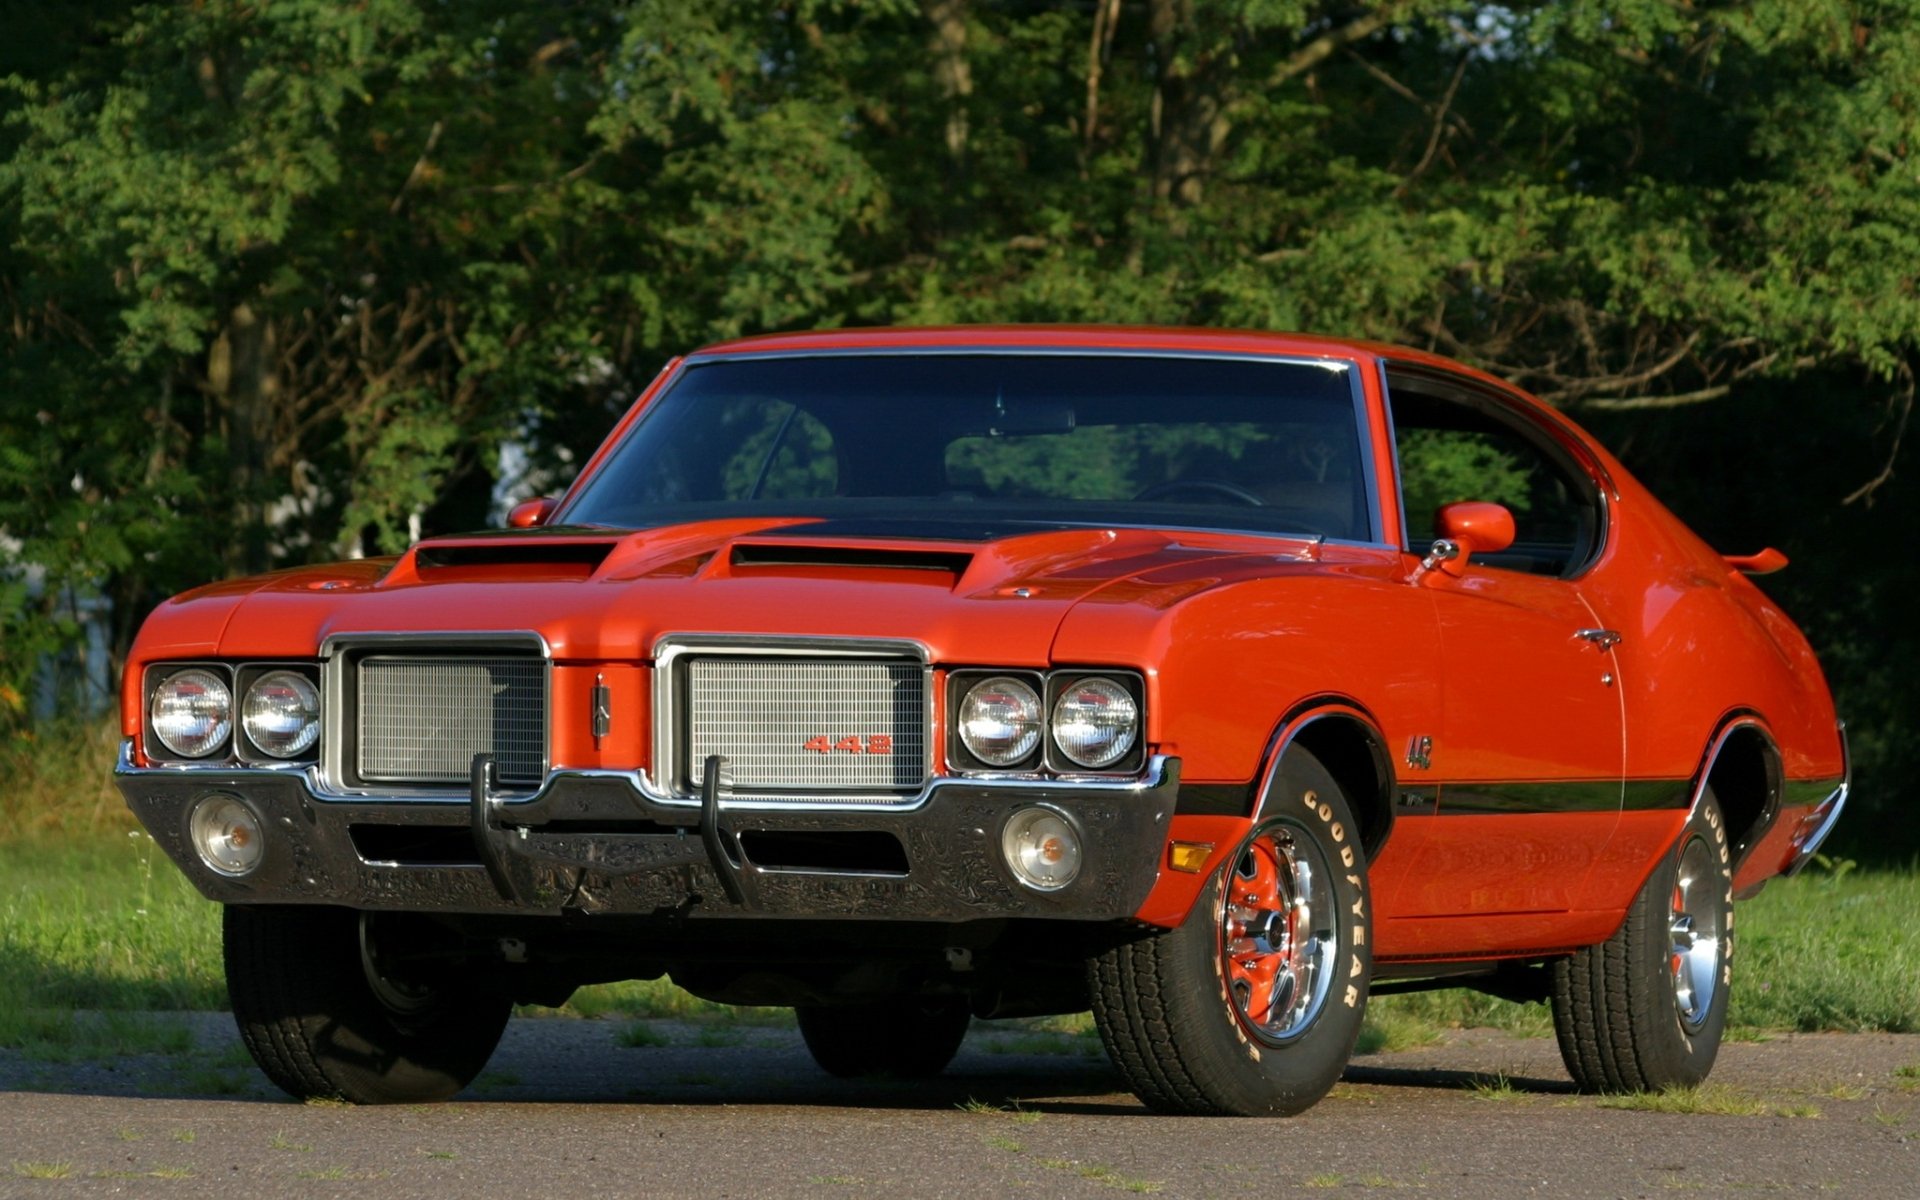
1049, 674, 1143, 770
947, 667, 1146, 777
237, 665, 324, 762
951, 671, 1046, 770
143, 661, 322, 767
144, 663, 235, 762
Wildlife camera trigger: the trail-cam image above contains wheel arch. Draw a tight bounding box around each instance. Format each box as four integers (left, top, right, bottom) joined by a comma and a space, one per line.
1251, 697, 1396, 864
1688, 710, 1783, 876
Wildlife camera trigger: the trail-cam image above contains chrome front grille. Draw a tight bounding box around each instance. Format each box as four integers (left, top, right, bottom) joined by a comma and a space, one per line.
356, 655, 546, 785
684, 656, 927, 797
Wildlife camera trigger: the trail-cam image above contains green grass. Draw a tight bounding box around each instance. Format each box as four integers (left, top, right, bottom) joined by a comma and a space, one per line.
1467, 1072, 1527, 1102
525, 977, 791, 1025
1, 826, 1914, 1050
1730, 862, 1920, 1033
8, 725, 1899, 1053
1354, 1003, 1450, 1054
0, 835, 224, 1017
0, 1009, 191, 1063
1596, 1084, 1820, 1118
616, 1021, 670, 1048
0, 721, 131, 842
957, 1098, 1042, 1122
980, 1031, 1093, 1056
1355, 862, 1919, 1049
11, 1162, 75, 1179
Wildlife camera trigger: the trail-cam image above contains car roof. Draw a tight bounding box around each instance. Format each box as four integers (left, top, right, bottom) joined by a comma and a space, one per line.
683, 324, 1615, 497
690, 324, 1476, 379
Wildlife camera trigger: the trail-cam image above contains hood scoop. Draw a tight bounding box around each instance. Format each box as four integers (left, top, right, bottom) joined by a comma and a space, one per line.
395, 539, 619, 583
728, 541, 974, 579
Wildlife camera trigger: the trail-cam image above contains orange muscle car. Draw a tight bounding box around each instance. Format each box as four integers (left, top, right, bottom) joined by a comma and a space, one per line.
116, 327, 1848, 1115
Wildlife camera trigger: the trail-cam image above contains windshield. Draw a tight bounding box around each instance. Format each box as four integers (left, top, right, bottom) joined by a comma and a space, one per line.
561, 352, 1375, 541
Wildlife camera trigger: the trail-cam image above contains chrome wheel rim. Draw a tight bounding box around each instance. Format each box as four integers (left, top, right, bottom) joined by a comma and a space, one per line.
1220, 822, 1337, 1044
1669, 837, 1724, 1030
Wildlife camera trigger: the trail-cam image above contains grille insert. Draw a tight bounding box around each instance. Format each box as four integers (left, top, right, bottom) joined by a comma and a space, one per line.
685, 658, 926, 795
357, 656, 546, 785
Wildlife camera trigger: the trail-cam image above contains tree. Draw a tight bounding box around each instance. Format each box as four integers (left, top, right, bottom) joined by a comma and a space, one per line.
3, 1, 1914, 850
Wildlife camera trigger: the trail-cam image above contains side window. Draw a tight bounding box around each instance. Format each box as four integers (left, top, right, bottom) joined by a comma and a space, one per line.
1387, 372, 1601, 576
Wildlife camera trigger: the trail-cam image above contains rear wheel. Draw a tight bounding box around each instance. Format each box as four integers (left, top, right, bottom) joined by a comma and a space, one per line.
1551, 793, 1733, 1092
225, 905, 511, 1104
796, 996, 972, 1078
1087, 748, 1370, 1116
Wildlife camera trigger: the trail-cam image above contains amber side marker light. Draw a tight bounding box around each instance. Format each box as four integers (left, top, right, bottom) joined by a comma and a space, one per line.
1168, 841, 1214, 873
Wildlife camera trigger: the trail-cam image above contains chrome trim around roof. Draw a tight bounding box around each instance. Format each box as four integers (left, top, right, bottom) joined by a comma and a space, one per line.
680, 344, 1355, 369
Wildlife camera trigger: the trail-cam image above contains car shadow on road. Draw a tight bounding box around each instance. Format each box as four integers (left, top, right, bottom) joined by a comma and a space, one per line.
2, 1014, 1572, 1112
1342, 1063, 1576, 1096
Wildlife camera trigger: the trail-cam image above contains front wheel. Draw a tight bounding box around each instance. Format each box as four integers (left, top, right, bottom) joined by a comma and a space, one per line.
225, 905, 511, 1104
1551, 793, 1733, 1092
1088, 748, 1371, 1116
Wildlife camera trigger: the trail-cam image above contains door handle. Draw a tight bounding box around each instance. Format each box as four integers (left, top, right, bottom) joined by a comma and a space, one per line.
1574, 628, 1622, 651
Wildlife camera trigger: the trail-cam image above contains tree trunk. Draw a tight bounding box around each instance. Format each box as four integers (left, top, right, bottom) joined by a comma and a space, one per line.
1146, 0, 1232, 213
209, 302, 278, 575
923, 0, 972, 172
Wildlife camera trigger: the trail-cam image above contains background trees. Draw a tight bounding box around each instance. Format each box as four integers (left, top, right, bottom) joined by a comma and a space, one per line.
3, 1, 1914, 853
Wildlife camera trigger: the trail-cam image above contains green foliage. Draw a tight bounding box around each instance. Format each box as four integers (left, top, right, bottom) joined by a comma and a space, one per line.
1, 1, 1916, 839
0, 719, 128, 842
1395, 428, 1534, 536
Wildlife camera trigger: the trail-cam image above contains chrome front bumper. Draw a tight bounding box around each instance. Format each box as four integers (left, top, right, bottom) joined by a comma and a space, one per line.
115, 740, 1180, 921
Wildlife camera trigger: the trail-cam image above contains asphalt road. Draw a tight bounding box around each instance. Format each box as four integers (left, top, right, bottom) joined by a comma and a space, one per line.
3, 1016, 1916, 1198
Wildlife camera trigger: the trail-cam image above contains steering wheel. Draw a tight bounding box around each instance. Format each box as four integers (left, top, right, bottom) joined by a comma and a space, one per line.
1132, 479, 1267, 507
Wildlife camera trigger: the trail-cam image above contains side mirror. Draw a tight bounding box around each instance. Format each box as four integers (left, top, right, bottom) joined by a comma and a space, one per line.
1427, 501, 1515, 575
507, 496, 559, 529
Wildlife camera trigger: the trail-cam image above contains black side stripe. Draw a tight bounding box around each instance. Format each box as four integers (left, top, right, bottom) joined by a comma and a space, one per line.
1436, 779, 1689, 816
1174, 783, 1254, 817
1179, 775, 1841, 822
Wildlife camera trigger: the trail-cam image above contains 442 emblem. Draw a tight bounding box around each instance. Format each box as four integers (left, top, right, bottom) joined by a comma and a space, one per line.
803, 735, 893, 755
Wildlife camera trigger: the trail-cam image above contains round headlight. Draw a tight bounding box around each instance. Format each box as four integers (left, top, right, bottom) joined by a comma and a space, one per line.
151, 669, 232, 759
243, 671, 321, 759
1002, 806, 1082, 891
190, 793, 265, 877
1050, 677, 1139, 769
958, 676, 1043, 767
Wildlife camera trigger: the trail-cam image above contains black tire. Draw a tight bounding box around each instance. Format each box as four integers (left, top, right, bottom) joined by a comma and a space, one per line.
796, 997, 972, 1079
1087, 747, 1371, 1116
1551, 792, 1733, 1092
225, 905, 511, 1104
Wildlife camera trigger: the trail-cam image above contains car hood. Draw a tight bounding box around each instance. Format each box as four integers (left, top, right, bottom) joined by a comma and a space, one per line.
134, 517, 1348, 667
